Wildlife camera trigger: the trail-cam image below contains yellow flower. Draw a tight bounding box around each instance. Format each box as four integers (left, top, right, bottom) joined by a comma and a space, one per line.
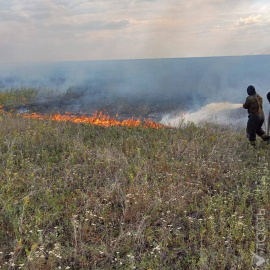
23, 196, 30, 205
31, 243, 38, 251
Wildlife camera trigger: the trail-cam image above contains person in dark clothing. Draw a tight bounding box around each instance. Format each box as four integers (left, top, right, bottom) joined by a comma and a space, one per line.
243, 85, 268, 146
267, 92, 270, 139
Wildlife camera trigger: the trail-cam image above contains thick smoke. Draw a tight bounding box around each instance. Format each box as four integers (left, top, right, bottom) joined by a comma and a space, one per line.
160, 102, 247, 127
1, 55, 270, 122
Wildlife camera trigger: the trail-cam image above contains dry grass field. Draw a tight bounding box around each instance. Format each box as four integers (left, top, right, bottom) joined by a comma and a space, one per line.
0, 89, 269, 269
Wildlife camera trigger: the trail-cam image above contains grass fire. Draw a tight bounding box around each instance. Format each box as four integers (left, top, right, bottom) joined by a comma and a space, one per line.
0, 89, 165, 129
21, 111, 165, 129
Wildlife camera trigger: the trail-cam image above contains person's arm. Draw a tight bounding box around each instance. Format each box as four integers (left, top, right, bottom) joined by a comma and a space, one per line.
243, 97, 249, 109
259, 95, 263, 109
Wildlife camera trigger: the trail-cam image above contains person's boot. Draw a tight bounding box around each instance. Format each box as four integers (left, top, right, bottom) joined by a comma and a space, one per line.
262, 135, 270, 144
249, 140, 256, 147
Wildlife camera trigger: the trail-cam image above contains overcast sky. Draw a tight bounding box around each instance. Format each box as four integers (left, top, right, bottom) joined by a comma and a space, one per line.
1, 0, 270, 64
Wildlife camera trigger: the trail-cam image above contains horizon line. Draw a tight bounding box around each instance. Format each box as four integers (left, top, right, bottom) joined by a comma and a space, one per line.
1, 54, 270, 66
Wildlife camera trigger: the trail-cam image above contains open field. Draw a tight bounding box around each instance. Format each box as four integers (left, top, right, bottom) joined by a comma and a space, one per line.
0, 89, 269, 269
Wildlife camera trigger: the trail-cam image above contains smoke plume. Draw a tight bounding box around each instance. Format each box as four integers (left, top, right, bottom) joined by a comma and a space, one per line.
160, 102, 246, 127
1, 55, 270, 123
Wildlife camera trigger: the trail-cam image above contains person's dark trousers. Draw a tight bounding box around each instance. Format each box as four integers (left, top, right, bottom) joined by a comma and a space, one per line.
246, 114, 267, 142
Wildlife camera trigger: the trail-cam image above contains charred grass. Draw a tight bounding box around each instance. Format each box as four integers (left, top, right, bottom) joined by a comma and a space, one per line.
0, 107, 270, 269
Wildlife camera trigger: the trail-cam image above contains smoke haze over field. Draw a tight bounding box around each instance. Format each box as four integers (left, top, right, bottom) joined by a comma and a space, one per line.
1, 55, 270, 125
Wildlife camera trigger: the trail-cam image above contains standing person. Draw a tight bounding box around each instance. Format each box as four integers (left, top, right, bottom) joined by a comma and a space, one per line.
243, 85, 268, 146
267, 92, 270, 138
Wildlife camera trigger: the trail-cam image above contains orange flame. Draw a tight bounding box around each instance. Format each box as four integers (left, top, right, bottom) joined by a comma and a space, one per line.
21, 110, 165, 129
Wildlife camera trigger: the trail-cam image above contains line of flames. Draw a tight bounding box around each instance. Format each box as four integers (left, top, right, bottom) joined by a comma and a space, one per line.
0, 106, 165, 129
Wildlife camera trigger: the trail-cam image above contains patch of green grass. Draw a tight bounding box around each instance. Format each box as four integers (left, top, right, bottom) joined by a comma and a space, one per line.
0, 100, 269, 269
0, 87, 39, 106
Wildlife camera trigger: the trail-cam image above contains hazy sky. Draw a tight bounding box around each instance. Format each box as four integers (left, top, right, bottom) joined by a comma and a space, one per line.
1, 0, 270, 63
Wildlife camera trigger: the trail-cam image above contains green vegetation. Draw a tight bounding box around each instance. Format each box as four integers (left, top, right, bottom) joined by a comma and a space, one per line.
0, 88, 38, 106
0, 91, 269, 269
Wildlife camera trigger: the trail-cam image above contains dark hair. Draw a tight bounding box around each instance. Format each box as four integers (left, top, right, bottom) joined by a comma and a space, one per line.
247, 85, 256, 96
267, 92, 270, 102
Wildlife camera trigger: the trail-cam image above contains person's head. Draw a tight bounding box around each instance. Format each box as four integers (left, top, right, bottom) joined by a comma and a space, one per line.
267, 92, 270, 103
247, 85, 256, 96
